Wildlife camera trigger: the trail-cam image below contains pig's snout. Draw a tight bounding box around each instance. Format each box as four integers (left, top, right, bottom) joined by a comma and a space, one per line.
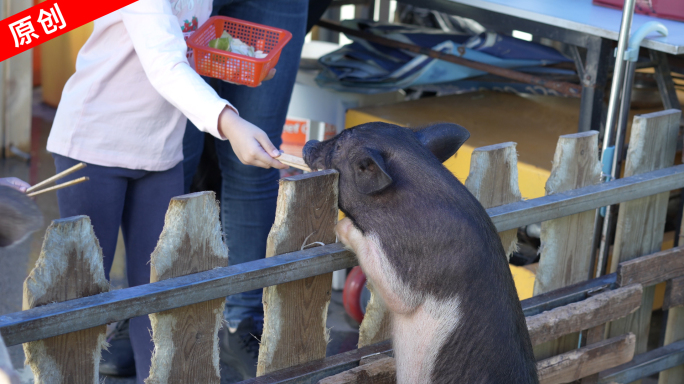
303, 140, 322, 169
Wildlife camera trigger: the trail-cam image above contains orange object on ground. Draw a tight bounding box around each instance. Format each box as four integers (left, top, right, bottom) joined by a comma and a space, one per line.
281, 117, 337, 157
188, 16, 291, 87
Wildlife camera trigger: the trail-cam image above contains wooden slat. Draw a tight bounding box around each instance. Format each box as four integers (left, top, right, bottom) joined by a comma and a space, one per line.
616, 247, 684, 287
538, 333, 636, 384
0, 335, 19, 384
146, 192, 228, 384
22, 216, 109, 384
580, 324, 608, 384
242, 341, 393, 384
257, 170, 339, 375
5, 163, 684, 347
358, 282, 392, 348
658, 300, 684, 383
488, 164, 684, 233
533, 131, 601, 360
527, 285, 642, 346
607, 109, 681, 356
295, 334, 637, 384
663, 276, 684, 310
1, 243, 355, 347
600, 339, 684, 384
1, 0, 32, 155
659, 157, 684, 384
465, 142, 522, 257
317, 356, 396, 384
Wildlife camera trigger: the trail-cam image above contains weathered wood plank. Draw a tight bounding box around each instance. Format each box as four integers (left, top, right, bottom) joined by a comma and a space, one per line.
659, 312, 684, 384
465, 142, 522, 257
1, 0, 32, 155
317, 356, 396, 384
5, 161, 684, 348
658, 301, 684, 383
663, 276, 684, 310
0, 335, 19, 384
580, 324, 608, 384
616, 247, 684, 288
659, 178, 684, 384
147, 192, 228, 384
600, 339, 684, 384
22, 216, 109, 384
241, 341, 393, 384
306, 334, 637, 384
607, 109, 681, 356
533, 131, 601, 360
538, 333, 636, 384
358, 282, 392, 348
0, 243, 355, 347
257, 170, 339, 376
527, 285, 642, 346
488, 164, 684, 233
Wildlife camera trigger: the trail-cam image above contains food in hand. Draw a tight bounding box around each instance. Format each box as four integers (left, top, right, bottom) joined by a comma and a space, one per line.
209, 31, 267, 59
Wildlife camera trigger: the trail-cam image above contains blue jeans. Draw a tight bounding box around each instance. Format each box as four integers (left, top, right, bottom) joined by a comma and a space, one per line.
53, 154, 184, 384
183, 0, 308, 328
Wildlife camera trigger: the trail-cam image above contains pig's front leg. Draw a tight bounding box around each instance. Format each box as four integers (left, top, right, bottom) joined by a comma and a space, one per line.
335, 218, 422, 315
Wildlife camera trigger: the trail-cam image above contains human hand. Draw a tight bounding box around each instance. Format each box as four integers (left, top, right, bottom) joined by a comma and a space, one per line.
0, 177, 30, 193
219, 107, 287, 169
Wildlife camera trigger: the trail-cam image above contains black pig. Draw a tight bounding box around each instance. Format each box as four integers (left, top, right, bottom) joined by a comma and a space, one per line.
303, 122, 538, 384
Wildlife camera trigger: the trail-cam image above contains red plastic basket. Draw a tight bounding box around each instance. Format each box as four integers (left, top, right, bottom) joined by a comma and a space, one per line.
188, 16, 292, 87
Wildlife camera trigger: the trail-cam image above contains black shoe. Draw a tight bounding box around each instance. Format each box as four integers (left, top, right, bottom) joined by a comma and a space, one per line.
100, 319, 136, 377
219, 318, 261, 380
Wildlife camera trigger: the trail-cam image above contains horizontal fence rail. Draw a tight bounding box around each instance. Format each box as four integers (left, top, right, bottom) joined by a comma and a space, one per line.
489, 163, 684, 232
0, 243, 355, 346
2, 164, 684, 346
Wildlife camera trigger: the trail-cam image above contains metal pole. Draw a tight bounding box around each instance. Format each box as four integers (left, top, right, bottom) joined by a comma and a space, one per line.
601, 0, 637, 151
595, 60, 637, 277
594, 0, 637, 276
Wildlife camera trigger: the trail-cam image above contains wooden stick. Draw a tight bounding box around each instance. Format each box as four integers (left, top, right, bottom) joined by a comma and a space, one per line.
27, 177, 89, 197
26, 162, 86, 193
277, 153, 312, 172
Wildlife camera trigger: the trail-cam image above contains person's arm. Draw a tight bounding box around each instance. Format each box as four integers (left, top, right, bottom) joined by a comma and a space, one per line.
121, 0, 284, 169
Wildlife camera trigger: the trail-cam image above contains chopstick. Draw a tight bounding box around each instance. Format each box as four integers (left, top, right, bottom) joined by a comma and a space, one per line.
26, 163, 87, 193
277, 153, 312, 172
27, 177, 89, 197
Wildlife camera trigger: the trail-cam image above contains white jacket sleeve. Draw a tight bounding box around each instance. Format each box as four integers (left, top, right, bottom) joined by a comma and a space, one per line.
121, 0, 232, 140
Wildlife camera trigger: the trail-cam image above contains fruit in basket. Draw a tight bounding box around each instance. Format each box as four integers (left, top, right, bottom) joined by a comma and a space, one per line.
209, 31, 232, 51
209, 31, 267, 58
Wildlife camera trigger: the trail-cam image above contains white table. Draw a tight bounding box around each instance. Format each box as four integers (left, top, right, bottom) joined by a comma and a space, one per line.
398, 0, 683, 132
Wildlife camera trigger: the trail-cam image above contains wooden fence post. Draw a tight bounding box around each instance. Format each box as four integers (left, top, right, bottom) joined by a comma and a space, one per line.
146, 192, 228, 384
257, 170, 339, 375
0, 335, 19, 384
607, 110, 681, 357
0, 0, 32, 155
532, 131, 601, 359
22, 216, 109, 384
358, 282, 392, 348
465, 142, 522, 258
659, 123, 684, 384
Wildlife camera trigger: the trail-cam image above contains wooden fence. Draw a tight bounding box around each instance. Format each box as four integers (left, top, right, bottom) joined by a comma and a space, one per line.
1, 109, 684, 384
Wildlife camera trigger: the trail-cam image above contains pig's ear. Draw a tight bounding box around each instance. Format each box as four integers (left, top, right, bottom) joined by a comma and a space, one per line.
415, 123, 470, 162
351, 150, 393, 195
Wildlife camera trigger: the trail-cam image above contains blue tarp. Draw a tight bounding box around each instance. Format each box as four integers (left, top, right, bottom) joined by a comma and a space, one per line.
316, 21, 572, 94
